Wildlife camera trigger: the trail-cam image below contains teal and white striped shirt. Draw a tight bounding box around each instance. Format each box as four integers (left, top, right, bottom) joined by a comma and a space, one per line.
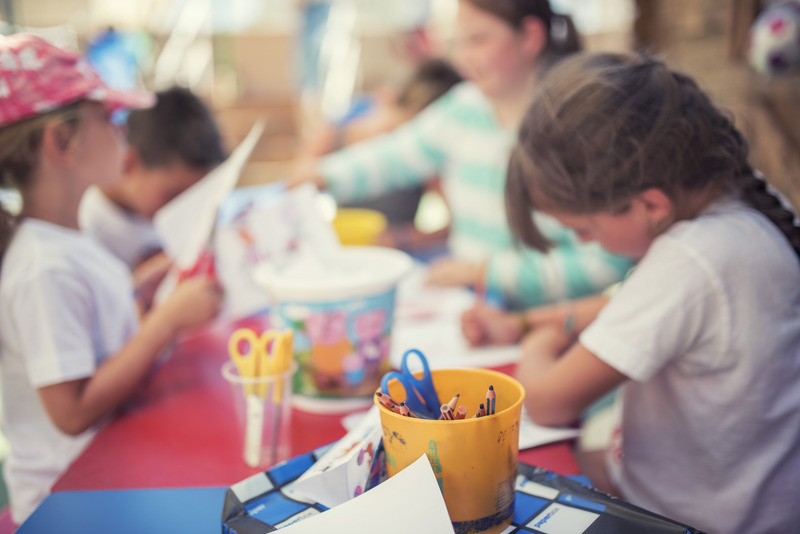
320, 82, 631, 309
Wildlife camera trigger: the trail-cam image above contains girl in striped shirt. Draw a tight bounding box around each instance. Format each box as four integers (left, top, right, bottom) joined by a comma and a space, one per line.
290, 0, 631, 310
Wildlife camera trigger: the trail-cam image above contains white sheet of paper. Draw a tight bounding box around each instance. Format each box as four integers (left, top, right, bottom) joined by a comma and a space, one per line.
280, 455, 456, 534
153, 119, 266, 269
290, 406, 383, 508
391, 265, 520, 370
214, 183, 341, 319
519, 407, 580, 449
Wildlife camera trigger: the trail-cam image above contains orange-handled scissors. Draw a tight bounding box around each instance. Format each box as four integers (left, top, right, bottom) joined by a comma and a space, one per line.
264, 329, 293, 404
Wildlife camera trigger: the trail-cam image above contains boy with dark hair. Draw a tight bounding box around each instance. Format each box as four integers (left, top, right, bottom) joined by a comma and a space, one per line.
79, 85, 227, 270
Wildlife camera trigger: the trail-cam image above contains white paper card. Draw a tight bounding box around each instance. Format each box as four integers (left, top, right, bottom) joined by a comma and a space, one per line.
154, 119, 266, 269
391, 265, 520, 370
519, 407, 580, 450
281, 455, 456, 534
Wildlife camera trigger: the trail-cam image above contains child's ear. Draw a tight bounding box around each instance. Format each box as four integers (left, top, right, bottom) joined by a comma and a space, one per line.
519, 15, 548, 59
122, 147, 142, 175
40, 121, 78, 164
636, 188, 674, 229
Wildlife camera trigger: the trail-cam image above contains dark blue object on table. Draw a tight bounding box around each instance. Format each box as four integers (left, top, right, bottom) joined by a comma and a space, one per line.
16, 487, 226, 534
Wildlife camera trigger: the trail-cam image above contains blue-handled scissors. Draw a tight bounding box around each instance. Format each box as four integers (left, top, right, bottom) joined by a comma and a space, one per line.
380, 349, 440, 419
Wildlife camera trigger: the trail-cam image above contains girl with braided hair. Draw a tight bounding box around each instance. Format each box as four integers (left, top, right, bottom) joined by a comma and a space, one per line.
506, 52, 800, 534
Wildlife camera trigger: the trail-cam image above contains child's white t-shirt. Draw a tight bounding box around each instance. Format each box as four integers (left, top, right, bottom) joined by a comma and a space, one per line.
580, 197, 800, 534
0, 218, 139, 523
78, 185, 162, 269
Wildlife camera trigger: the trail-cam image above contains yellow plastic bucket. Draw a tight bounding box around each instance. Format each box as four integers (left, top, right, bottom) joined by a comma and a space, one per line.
377, 368, 525, 534
332, 208, 388, 246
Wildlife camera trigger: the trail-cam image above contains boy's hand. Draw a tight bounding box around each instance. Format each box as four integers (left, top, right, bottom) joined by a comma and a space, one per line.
461, 303, 524, 347
287, 157, 326, 189
133, 252, 172, 312
154, 277, 223, 332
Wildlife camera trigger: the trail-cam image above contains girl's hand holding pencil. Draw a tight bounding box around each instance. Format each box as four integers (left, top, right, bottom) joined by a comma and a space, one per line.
461, 299, 579, 348
460, 303, 526, 347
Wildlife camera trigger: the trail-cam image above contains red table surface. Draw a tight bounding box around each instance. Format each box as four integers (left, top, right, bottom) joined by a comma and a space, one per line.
52, 322, 579, 492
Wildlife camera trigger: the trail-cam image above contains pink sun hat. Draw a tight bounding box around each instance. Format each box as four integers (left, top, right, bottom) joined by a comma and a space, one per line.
0, 33, 155, 128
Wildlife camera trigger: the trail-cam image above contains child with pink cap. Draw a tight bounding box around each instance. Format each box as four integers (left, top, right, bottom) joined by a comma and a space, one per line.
0, 34, 222, 523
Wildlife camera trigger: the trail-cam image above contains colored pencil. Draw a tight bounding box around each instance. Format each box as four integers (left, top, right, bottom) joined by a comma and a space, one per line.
440, 404, 454, 420
471, 402, 486, 418
399, 402, 415, 417
375, 391, 399, 410
446, 393, 460, 412
486, 385, 496, 415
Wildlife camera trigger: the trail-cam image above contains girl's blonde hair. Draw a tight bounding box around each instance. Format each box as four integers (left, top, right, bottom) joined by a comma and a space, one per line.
506, 52, 800, 260
0, 101, 83, 254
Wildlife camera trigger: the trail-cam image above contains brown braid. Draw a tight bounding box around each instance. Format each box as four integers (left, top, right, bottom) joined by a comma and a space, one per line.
740, 172, 800, 259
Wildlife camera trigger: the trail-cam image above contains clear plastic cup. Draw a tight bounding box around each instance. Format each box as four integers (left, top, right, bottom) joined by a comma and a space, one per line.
222, 359, 297, 467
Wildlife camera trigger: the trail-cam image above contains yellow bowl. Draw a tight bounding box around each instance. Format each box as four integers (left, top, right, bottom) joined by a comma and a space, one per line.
332, 208, 388, 246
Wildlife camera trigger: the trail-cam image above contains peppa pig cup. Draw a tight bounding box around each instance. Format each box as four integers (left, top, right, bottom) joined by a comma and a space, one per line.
254, 247, 413, 413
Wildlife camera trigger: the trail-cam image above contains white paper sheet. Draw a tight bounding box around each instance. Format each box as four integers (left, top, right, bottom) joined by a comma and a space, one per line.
153, 119, 266, 269
391, 265, 520, 370
518, 407, 580, 449
280, 455, 456, 534
213, 183, 340, 319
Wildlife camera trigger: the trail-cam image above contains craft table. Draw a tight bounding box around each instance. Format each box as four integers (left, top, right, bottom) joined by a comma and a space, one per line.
18, 317, 579, 532
52, 319, 578, 492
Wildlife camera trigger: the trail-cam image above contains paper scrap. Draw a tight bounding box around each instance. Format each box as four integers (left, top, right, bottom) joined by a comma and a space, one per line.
289, 406, 383, 508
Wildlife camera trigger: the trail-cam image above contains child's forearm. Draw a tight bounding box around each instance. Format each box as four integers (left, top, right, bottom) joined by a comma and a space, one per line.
519, 293, 610, 337
39, 277, 221, 435
38, 311, 178, 436
569, 293, 610, 333
517, 332, 627, 428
